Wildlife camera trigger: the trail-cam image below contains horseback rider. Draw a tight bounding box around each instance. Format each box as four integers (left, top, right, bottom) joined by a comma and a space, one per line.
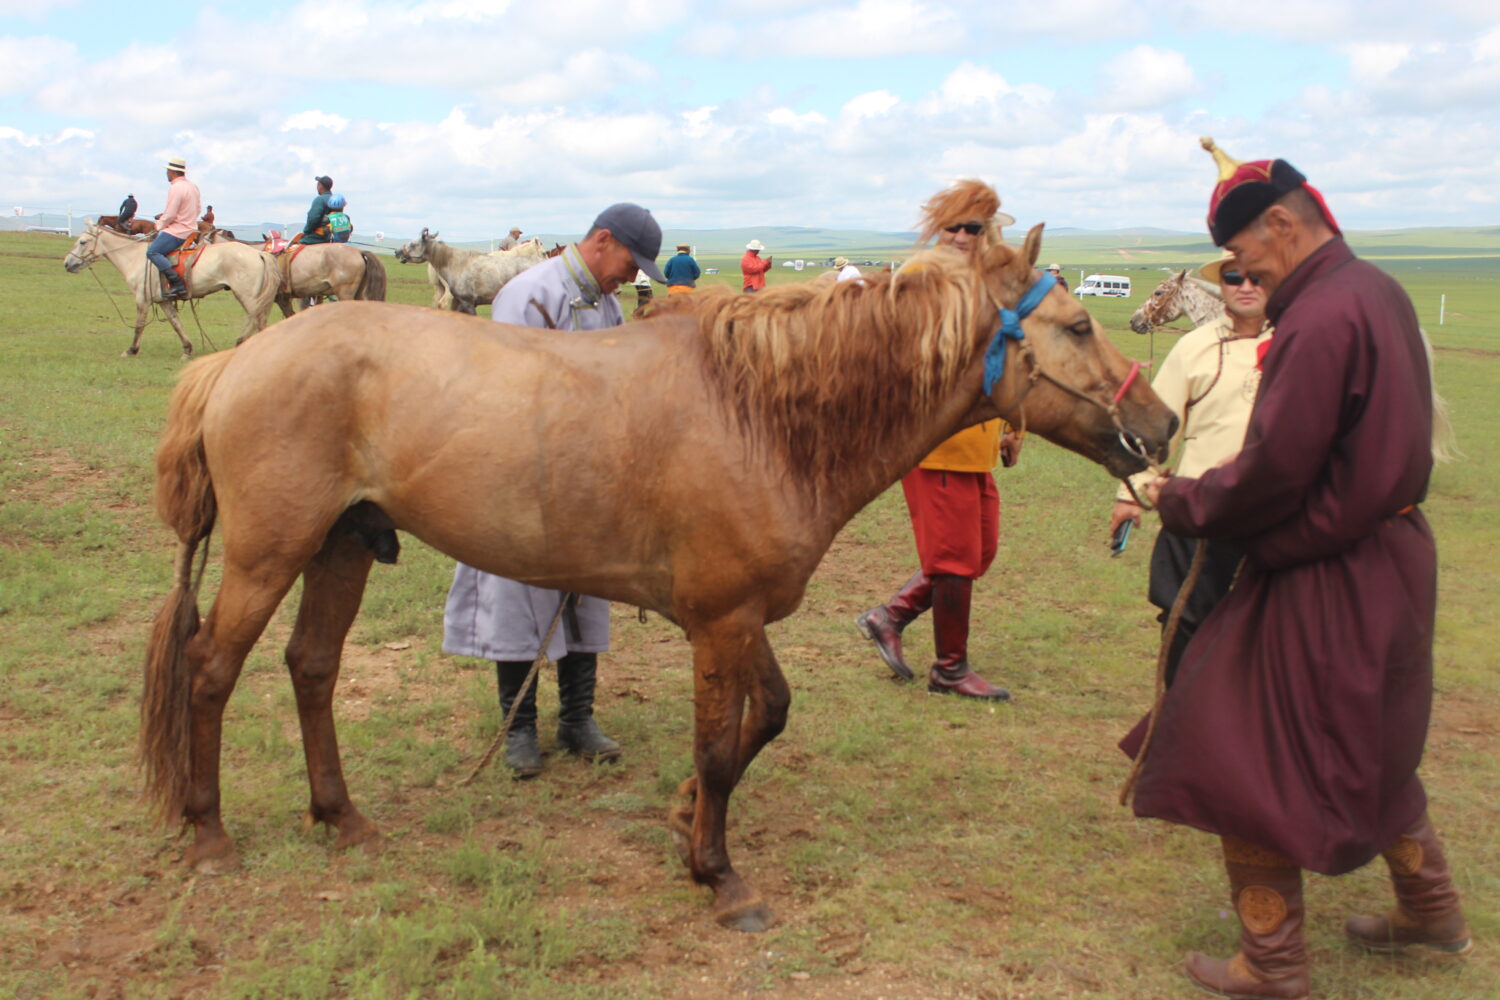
301, 176, 335, 244
147, 158, 201, 301
117, 193, 138, 232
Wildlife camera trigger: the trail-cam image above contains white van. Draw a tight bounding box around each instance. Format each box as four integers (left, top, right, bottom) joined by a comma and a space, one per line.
1075, 274, 1132, 298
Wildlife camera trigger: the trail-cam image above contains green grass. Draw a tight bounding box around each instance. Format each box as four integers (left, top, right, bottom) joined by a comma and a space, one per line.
0, 229, 1496, 999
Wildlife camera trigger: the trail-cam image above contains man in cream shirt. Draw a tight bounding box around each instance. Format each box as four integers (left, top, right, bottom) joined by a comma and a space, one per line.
1108, 251, 1271, 685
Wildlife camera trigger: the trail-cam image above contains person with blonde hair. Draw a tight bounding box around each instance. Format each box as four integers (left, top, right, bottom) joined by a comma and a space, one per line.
856, 180, 1021, 701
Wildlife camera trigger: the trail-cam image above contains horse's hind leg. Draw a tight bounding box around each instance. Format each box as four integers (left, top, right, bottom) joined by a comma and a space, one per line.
182, 561, 302, 872
284, 515, 380, 852
672, 617, 783, 932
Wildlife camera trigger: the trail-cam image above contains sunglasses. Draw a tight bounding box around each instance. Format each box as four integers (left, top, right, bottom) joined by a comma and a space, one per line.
944, 222, 984, 235
1221, 270, 1261, 287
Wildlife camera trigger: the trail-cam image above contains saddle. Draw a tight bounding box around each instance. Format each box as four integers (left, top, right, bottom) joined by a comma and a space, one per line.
161, 231, 209, 299
262, 232, 312, 291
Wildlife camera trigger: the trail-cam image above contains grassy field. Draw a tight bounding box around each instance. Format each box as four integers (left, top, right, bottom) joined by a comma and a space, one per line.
1, 229, 1496, 1000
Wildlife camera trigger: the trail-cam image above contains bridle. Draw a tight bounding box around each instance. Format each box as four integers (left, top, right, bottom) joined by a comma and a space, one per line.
982, 268, 1162, 498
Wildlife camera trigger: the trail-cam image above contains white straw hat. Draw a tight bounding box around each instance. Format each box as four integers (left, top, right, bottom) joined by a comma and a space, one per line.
165, 156, 187, 172
1199, 248, 1237, 284
746, 239, 765, 251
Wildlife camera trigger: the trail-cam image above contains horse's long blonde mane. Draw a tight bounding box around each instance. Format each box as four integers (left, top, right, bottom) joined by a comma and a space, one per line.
656, 246, 1014, 492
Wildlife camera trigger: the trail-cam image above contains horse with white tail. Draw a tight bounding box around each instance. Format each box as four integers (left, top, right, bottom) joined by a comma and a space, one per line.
64, 223, 280, 357
395, 229, 540, 313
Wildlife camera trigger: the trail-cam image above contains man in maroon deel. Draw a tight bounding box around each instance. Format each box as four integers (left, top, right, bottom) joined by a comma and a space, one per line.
1124, 138, 1470, 999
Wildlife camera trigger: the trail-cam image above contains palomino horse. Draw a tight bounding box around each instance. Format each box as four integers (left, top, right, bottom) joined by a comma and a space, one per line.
395, 229, 540, 313
64, 224, 280, 357
266, 243, 388, 318
1128, 269, 1223, 334
141, 222, 1176, 931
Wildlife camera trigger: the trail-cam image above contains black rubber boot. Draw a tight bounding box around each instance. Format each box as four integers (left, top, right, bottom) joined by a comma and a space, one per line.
555, 652, 621, 761
495, 660, 542, 778
161, 268, 189, 301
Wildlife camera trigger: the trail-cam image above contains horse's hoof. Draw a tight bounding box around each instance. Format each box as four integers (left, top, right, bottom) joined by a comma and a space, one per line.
120, 349, 138, 358
185, 842, 241, 875
332, 816, 382, 852
716, 899, 775, 933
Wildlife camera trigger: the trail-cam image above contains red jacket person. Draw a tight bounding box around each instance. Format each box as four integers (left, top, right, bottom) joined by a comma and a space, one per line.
1126, 138, 1470, 999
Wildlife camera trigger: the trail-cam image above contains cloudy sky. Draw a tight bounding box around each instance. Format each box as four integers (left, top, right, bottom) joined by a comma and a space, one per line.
3, 0, 1499, 240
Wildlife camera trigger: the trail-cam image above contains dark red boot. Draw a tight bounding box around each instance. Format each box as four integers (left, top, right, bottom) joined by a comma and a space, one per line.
1345, 812, 1471, 955
925, 575, 1009, 701
855, 572, 932, 680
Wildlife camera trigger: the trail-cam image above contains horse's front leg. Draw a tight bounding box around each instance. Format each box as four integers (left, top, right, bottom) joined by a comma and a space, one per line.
673, 617, 779, 932
161, 302, 193, 358
123, 298, 149, 357
284, 524, 380, 852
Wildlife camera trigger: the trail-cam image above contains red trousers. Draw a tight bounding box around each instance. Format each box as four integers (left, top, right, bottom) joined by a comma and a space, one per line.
901, 467, 999, 578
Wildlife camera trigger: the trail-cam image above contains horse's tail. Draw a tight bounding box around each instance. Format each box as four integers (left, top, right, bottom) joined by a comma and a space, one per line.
357, 251, 387, 301
1421, 329, 1462, 464
141, 349, 233, 825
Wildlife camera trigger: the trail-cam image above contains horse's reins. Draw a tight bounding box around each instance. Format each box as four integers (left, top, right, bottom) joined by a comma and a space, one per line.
457, 596, 570, 786
982, 270, 1163, 494
982, 268, 1202, 807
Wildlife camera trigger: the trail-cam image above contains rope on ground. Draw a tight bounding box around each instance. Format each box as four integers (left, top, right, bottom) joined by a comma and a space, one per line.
457, 597, 569, 786
1118, 539, 1207, 807
88, 268, 135, 329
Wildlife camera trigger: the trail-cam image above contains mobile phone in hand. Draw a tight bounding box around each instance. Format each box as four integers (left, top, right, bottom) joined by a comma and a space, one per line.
1110, 520, 1132, 557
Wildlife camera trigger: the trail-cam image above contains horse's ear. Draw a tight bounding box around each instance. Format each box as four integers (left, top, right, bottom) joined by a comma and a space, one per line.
1178, 269, 1187, 280
1021, 223, 1045, 268
421, 227, 430, 238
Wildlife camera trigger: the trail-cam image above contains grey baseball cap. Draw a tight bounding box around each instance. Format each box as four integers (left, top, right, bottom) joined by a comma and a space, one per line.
592, 203, 665, 283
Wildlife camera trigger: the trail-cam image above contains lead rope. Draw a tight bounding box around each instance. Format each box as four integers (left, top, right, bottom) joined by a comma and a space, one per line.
1118, 539, 1206, 807
458, 597, 569, 786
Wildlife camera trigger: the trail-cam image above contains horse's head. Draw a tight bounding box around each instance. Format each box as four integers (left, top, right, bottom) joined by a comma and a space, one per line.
395, 228, 436, 264
978, 225, 1176, 478
63, 224, 104, 273
1129, 270, 1188, 334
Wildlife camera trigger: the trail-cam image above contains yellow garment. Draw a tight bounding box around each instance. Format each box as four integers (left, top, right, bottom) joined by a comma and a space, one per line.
920, 420, 1005, 472
667, 285, 693, 296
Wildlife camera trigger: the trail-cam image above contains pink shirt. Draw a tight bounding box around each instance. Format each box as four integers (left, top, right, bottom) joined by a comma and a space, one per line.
158, 177, 202, 239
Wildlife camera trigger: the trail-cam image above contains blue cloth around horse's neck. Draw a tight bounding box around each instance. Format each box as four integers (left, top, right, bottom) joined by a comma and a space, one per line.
983, 270, 1057, 396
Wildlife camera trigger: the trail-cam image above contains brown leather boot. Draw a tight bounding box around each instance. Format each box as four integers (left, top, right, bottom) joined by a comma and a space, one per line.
1185, 838, 1309, 999
1346, 812, 1471, 955
854, 573, 932, 680
925, 575, 1009, 701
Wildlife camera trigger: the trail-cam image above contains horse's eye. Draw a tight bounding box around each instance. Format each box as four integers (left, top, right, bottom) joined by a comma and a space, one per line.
1069, 320, 1093, 337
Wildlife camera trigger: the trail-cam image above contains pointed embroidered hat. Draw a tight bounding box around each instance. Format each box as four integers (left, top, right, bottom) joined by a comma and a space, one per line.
1201, 137, 1340, 246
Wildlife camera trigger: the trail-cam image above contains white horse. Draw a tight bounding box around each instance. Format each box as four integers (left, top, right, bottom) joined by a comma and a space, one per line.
488, 238, 545, 260
1129, 269, 1223, 334
64, 224, 280, 357
1131, 269, 1459, 463
394, 229, 540, 314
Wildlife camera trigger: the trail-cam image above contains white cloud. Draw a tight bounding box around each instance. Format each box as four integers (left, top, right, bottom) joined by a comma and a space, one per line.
1097, 45, 1198, 111
0, 36, 76, 97
282, 111, 350, 132
767, 108, 829, 129
737, 0, 964, 57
